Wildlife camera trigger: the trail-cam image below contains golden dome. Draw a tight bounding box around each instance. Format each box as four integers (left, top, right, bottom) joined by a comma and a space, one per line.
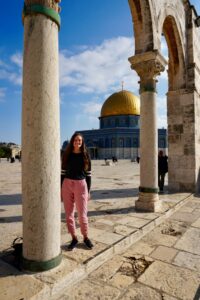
100, 90, 140, 118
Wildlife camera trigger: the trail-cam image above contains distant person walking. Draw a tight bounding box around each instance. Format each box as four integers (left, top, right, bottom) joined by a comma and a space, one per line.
158, 150, 168, 192
112, 156, 118, 163
61, 132, 93, 250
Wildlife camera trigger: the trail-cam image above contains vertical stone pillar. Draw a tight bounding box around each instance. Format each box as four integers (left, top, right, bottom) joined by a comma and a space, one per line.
129, 51, 167, 212
22, 1, 62, 271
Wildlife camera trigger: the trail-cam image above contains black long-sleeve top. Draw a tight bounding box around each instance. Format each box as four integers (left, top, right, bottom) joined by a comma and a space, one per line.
158, 155, 168, 173
61, 152, 91, 192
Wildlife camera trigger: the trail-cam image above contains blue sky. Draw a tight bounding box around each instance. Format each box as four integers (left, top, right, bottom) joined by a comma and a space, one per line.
0, 1, 199, 145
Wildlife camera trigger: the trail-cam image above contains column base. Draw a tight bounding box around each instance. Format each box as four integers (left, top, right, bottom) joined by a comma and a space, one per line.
22, 252, 62, 272
135, 191, 161, 212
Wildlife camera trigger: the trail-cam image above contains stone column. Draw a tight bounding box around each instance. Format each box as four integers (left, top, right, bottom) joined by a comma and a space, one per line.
22, 0, 62, 271
129, 51, 167, 212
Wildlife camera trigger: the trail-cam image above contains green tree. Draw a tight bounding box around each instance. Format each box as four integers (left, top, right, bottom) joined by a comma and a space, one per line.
0, 148, 5, 161
0, 147, 11, 159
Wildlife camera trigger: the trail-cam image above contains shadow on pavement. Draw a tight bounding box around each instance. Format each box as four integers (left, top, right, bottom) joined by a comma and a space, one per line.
194, 285, 200, 300
91, 188, 139, 200
0, 215, 22, 223
0, 194, 22, 206
61, 205, 136, 222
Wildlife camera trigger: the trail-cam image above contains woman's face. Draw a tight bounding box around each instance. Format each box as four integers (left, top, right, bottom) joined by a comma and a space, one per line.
73, 135, 83, 151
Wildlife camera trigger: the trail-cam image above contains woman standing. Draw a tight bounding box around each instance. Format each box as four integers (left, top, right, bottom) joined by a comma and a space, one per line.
61, 132, 93, 250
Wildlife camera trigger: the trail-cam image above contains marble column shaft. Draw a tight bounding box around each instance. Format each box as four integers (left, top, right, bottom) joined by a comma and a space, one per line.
22, 2, 61, 270
129, 51, 167, 212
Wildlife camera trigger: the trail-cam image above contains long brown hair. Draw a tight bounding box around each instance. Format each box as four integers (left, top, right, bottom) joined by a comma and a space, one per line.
62, 132, 89, 170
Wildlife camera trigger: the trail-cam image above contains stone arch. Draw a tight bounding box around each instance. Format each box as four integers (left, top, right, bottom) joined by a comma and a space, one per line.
128, 0, 156, 54
163, 16, 186, 90
158, 8, 186, 90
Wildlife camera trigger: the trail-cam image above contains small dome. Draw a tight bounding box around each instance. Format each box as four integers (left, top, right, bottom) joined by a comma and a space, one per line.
100, 90, 140, 118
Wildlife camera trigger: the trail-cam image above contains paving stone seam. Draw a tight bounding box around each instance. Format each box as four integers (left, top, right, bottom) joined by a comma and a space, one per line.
50, 265, 86, 298
173, 247, 200, 259
132, 282, 183, 300
153, 253, 200, 277
49, 194, 193, 299
0, 259, 52, 300
137, 259, 200, 300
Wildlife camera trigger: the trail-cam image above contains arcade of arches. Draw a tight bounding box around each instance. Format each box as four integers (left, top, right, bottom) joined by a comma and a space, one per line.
21, 0, 200, 271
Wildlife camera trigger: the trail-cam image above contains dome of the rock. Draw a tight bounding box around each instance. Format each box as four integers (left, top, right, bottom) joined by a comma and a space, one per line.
100, 90, 140, 117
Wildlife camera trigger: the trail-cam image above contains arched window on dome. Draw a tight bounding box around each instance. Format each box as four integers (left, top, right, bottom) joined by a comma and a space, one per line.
105, 138, 109, 148
159, 138, 166, 149
111, 118, 115, 127
120, 117, 125, 127
133, 138, 138, 147
86, 140, 93, 147
111, 138, 116, 148
126, 137, 131, 147
126, 117, 129, 127
119, 138, 124, 148
99, 138, 104, 148
135, 116, 139, 127
115, 118, 119, 127
100, 119, 104, 129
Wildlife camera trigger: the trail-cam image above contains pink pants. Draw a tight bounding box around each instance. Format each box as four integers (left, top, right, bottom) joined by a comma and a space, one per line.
62, 178, 88, 237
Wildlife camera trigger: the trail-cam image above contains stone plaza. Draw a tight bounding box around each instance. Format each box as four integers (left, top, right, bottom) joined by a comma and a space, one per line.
0, 159, 200, 299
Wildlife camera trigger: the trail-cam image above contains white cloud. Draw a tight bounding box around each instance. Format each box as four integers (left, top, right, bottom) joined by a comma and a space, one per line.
0, 52, 22, 86
0, 69, 10, 79
8, 72, 22, 85
10, 53, 23, 68
158, 113, 167, 129
81, 101, 102, 115
0, 60, 9, 69
59, 36, 139, 95
157, 95, 167, 110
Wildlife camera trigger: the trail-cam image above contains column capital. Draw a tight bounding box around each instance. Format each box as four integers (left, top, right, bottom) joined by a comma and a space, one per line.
129, 51, 167, 93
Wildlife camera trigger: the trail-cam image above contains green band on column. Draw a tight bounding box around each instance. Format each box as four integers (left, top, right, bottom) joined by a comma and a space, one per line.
22, 253, 62, 272
23, 4, 61, 29
139, 186, 159, 193
140, 86, 157, 93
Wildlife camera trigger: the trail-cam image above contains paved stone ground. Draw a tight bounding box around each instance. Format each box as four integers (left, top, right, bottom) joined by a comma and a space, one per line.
0, 159, 200, 300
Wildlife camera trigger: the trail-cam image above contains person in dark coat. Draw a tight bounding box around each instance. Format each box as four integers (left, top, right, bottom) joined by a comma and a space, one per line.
158, 150, 168, 192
